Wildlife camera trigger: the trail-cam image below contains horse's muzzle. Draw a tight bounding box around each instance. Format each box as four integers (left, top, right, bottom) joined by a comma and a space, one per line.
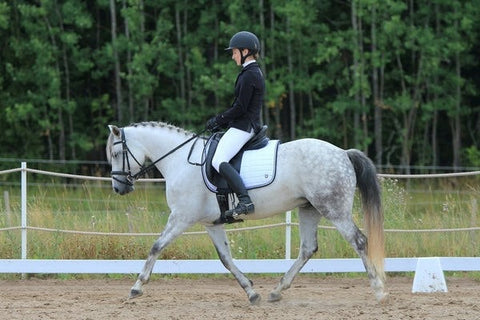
112, 175, 135, 195
113, 184, 134, 195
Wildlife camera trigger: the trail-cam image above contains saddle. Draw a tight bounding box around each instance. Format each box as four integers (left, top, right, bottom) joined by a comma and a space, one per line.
201, 126, 280, 224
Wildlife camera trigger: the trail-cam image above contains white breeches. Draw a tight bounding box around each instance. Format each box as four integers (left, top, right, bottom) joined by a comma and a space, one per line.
212, 127, 254, 172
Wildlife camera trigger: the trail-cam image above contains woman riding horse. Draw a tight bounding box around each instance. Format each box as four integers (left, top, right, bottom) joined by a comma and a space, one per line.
206, 31, 265, 220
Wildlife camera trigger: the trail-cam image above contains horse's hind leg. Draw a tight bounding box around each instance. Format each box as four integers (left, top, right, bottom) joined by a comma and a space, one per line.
328, 216, 387, 301
205, 224, 261, 305
268, 206, 320, 302
129, 217, 191, 299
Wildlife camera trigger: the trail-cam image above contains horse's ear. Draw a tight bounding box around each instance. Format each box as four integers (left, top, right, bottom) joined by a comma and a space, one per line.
108, 125, 121, 137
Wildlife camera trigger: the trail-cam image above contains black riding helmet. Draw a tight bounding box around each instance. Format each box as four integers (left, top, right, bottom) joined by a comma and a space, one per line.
225, 31, 260, 64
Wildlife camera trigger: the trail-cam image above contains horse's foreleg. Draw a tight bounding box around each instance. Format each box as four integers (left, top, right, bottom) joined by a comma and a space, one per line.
129, 218, 191, 299
205, 225, 261, 305
268, 208, 320, 302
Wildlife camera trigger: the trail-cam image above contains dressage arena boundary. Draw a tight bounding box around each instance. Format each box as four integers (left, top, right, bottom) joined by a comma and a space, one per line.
0, 162, 479, 276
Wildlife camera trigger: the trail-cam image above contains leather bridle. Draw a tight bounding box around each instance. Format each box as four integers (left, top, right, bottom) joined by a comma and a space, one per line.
110, 128, 207, 186
110, 128, 144, 187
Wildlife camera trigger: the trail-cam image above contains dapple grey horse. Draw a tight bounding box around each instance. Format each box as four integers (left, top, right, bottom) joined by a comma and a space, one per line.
106, 121, 387, 305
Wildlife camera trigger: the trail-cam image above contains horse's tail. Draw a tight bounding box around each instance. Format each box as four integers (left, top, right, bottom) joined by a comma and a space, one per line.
347, 149, 385, 280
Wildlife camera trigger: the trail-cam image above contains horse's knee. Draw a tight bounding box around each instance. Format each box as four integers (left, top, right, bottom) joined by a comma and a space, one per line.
300, 243, 318, 259
150, 242, 161, 255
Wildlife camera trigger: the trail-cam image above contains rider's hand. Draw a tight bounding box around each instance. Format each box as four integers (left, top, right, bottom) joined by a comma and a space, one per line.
206, 117, 219, 131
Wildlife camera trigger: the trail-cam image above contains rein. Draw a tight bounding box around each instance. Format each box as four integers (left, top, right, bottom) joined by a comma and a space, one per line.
112, 128, 207, 185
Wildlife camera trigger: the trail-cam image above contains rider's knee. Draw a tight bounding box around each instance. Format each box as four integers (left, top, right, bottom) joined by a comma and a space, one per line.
211, 157, 223, 173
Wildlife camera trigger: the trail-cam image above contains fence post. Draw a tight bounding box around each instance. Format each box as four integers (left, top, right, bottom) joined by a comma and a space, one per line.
285, 211, 291, 259
3, 190, 11, 227
21, 162, 27, 273
471, 198, 478, 254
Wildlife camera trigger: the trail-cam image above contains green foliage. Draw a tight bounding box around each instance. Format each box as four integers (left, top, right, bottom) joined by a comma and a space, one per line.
0, 1, 9, 29
0, 0, 479, 170
465, 146, 480, 168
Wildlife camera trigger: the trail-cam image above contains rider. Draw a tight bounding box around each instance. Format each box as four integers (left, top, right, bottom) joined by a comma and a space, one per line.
206, 31, 265, 219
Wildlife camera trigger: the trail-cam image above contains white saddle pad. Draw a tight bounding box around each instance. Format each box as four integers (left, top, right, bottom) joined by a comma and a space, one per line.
241, 140, 280, 188
203, 140, 280, 193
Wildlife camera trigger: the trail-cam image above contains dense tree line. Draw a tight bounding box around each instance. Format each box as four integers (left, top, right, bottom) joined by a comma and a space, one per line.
1, 0, 479, 172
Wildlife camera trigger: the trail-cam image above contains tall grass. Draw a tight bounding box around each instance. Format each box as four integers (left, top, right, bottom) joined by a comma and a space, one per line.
0, 176, 479, 262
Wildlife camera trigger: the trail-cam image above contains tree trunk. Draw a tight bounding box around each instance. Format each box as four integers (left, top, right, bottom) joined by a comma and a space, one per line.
55, 5, 74, 160
213, 9, 219, 111
371, 4, 382, 166
286, 17, 295, 140
452, 44, 462, 171
270, 4, 282, 139
183, 6, 192, 126
123, 0, 134, 123
110, 0, 123, 122
396, 53, 409, 173
259, 0, 267, 126
352, 0, 369, 152
358, 6, 368, 155
44, 13, 66, 160
397, 2, 424, 174
431, 2, 440, 168
139, 0, 148, 120
175, 3, 186, 126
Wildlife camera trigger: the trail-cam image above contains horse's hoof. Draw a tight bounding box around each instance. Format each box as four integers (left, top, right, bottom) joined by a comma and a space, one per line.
267, 292, 282, 303
376, 291, 389, 304
249, 293, 261, 305
129, 289, 143, 299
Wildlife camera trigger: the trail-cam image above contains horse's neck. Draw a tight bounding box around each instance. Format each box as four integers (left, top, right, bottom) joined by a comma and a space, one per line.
128, 125, 192, 178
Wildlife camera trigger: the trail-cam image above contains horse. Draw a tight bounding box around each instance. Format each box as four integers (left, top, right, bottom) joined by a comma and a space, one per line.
106, 121, 387, 305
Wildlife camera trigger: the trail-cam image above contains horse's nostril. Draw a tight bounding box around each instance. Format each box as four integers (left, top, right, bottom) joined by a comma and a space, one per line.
114, 187, 119, 193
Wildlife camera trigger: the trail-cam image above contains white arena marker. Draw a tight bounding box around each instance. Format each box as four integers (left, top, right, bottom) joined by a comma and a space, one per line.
412, 257, 448, 293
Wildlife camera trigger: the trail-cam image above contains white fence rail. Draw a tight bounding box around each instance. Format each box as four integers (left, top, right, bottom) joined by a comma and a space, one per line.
1, 257, 480, 274
0, 162, 479, 275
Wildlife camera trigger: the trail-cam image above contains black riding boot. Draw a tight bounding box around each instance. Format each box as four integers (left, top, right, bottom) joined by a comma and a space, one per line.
219, 162, 254, 219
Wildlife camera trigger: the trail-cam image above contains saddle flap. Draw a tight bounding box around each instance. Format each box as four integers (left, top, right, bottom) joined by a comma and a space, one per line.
202, 133, 242, 191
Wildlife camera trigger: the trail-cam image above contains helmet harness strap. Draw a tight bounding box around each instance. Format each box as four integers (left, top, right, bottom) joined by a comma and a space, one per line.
240, 49, 254, 65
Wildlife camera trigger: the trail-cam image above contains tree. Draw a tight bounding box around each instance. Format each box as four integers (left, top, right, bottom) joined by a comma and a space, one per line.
0, 0, 479, 173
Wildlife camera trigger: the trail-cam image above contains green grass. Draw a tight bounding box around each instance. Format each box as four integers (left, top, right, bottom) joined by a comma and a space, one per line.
0, 176, 479, 263
381, 177, 480, 258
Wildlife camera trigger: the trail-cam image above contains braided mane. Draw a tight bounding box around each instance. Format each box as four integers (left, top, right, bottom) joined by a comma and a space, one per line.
128, 121, 195, 137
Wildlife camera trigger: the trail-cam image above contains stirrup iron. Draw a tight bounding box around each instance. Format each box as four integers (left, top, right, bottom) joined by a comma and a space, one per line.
225, 202, 254, 220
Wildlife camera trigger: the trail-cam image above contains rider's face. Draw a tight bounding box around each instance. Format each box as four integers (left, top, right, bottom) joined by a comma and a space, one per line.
231, 48, 249, 66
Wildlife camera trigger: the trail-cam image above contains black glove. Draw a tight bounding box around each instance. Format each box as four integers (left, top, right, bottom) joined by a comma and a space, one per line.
206, 117, 219, 131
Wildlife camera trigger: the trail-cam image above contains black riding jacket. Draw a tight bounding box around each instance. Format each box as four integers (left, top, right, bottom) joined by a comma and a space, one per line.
215, 62, 264, 133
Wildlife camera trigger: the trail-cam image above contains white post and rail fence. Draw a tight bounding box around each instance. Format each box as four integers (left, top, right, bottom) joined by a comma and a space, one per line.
1, 162, 479, 292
